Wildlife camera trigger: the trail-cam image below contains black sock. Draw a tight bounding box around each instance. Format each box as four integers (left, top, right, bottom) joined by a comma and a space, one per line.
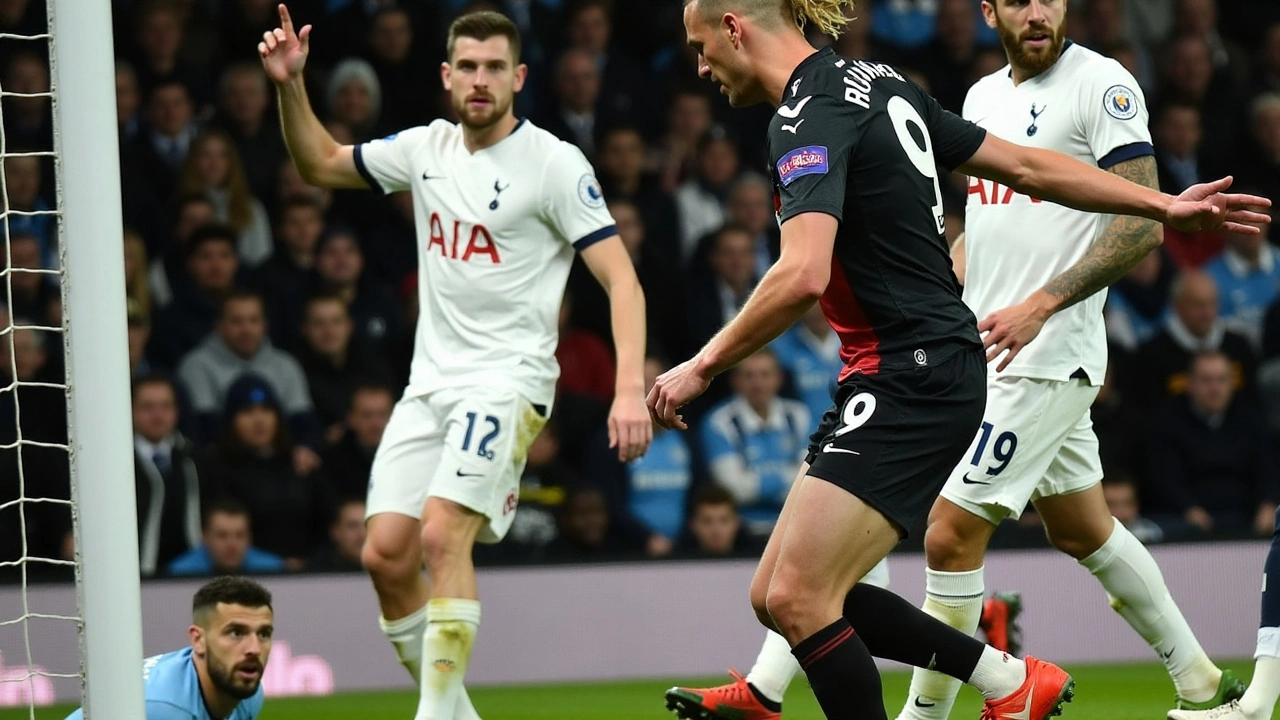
745, 683, 782, 713
791, 618, 887, 719
844, 582, 985, 682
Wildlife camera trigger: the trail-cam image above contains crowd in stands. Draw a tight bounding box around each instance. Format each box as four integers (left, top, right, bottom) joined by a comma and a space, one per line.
1, 0, 1280, 583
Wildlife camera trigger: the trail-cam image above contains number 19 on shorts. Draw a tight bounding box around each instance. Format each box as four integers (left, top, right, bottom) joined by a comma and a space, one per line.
969, 421, 1018, 477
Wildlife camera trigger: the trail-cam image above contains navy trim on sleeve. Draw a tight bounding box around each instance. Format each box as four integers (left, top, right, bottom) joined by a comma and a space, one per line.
1097, 142, 1154, 170
573, 225, 617, 252
352, 144, 387, 196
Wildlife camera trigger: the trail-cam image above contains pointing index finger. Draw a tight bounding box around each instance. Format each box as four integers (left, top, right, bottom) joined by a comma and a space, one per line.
279, 3, 294, 36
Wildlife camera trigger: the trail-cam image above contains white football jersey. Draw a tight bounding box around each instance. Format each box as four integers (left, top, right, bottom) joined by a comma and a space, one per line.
962, 41, 1153, 385
355, 118, 617, 407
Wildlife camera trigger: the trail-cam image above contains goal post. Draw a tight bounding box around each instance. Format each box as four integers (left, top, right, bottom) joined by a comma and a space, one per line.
50, 0, 146, 716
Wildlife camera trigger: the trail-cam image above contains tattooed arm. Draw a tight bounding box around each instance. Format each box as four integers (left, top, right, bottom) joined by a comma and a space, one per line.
975, 155, 1163, 371
1035, 155, 1163, 313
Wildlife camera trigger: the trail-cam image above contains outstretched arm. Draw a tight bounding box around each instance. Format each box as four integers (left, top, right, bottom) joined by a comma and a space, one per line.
260, 4, 364, 189
978, 156, 1164, 369
958, 133, 1270, 233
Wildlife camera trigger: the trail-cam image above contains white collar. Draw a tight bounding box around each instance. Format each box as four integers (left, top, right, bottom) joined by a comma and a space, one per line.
1165, 313, 1225, 352
1222, 243, 1276, 278
134, 434, 175, 459
726, 396, 792, 433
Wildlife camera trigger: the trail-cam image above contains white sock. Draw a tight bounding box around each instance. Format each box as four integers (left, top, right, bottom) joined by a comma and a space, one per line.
415, 598, 482, 720
1240, 629, 1280, 717
745, 630, 799, 704
1081, 518, 1220, 702
897, 567, 985, 720
969, 646, 1027, 701
383, 606, 482, 720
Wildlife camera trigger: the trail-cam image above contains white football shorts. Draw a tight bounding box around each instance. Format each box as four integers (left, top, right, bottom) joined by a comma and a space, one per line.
939, 375, 1103, 524
366, 385, 548, 543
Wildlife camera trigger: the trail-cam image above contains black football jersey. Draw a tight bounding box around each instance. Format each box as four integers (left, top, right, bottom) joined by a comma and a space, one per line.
768, 46, 986, 379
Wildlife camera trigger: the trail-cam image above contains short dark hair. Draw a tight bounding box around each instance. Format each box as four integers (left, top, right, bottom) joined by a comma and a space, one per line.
691, 484, 737, 511
192, 576, 273, 623
279, 194, 324, 219
218, 288, 265, 321
447, 11, 522, 63
185, 223, 238, 259
132, 372, 177, 401
203, 496, 250, 527
304, 290, 349, 316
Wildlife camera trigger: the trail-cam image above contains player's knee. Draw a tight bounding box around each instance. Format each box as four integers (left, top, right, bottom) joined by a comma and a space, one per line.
923, 520, 983, 570
419, 520, 469, 575
1045, 518, 1112, 560
763, 580, 816, 640
361, 533, 417, 584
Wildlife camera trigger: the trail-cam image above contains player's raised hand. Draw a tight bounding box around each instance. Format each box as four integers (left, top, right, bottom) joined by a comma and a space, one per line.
1166, 176, 1272, 233
978, 296, 1051, 372
258, 3, 311, 84
608, 392, 653, 463
646, 359, 711, 432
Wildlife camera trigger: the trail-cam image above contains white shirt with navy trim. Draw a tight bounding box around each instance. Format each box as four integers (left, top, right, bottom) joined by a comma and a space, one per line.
961, 41, 1153, 385
354, 118, 616, 406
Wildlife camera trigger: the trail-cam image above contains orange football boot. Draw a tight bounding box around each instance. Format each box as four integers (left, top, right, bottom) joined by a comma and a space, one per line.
665, 669, 782, 720
981, 656, 1075, 720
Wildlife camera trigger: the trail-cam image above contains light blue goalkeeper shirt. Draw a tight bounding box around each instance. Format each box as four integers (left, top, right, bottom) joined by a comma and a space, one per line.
64, 647, 263, 720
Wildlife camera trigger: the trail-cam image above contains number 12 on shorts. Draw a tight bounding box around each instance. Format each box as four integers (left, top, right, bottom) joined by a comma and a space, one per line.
970, 421, 1018, 476
462, 412, 500, 461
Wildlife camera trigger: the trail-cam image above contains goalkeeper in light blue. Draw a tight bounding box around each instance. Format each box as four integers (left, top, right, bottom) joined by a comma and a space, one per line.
65, 576, 272, 720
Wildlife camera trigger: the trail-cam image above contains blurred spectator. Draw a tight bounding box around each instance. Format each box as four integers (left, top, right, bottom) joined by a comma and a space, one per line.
126, 78, 199, 207
911, 0, 980, 113
771, 302, 842, 425
326, 58, 385, 142
1266, 297, 1280, 360
1145, 351, 1279, 537
1243, 93, 1280, 237
2, 50, 52, 152
177, 129, 273, 268
687, 224, 759, 351
365, 7, 439, 130
117, 61, 143, 143
166, 498, 287, 577
128, 0, 211, 108
149, 224, 242, 369
1156, 34, 1239, 180
1153, 102, 1204, 194
202, 374, 332, 568
555, 290, 615, 403
1258, 21, 1280, 95
175, 288, 322, 456
700, 350, 809, 536
309, 497, 367, 573
1173, 0, 1250, 92
537, 47, 606, 158
128, 299, 154, 378
1083, 0, 1155, 90
322, 384, 394, 501
675, 126, 741, 261
6, 232, 58, 327
561, 0, 642, 119
1123, 0, 1176, 51
148, 192, 218, 308
833, 3, 898, 64
256, 195, 326, 341
1102, 473, 1165, 545
211, 62, 288, 205
4, 154, 55, 270
311, 229, 402, 354
595, 124, 681, 261
1131, 270, 1257, 407
653, 87, 713, 194
545, 483, 647, 560
1092, 354, 1144, 479
680, 484, 764, 556
587, 356, 691, 551
133, 373, 211, 577
1203, 212, 1280, 351
124, 229, 152, 317
297, 293, 393, 443
723, 172, 780, 281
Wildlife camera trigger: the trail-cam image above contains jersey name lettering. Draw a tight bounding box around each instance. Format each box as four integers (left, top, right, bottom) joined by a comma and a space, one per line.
426, 212, 502, 264
967, 177, 1043, 206
840, 59, 906, 109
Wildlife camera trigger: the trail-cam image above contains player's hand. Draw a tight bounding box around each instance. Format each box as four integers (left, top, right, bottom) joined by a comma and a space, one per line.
1166, 176, 1272, 233
258, 4, 311, 84
608, 392, 652, 462
978, 295, 1052, 372
646, 358, 712, 431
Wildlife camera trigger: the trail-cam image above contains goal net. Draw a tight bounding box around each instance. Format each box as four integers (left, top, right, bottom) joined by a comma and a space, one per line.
0, 1, 144, 717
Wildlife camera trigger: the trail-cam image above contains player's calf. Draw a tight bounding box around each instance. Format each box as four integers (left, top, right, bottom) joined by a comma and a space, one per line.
363, 512, 428, 618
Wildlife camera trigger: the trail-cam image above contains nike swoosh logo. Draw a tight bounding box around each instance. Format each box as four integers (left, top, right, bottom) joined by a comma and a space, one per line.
914, 698, 936, 708
781, 119, 806, 134
822, 444, 859, 455
962, 473, 991, 485
1161, 647, 1175, 660
777, 95, 812, 119
422, 171, 444, 180
1008, 683, 1035, 720
455, 469, 483, 477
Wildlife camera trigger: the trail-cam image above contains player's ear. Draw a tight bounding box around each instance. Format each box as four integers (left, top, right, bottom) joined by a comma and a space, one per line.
980, 1, 998, 30
723, 13, 742, 48
440, 61, 452, 91
513, 63, 528, 93
188, 624, 204, 655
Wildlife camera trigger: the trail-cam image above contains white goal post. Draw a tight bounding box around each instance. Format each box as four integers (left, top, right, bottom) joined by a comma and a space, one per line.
51, 0, 146, 716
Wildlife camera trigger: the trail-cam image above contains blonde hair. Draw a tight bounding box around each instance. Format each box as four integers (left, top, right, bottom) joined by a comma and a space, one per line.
790, 0, 855, 37
177, 129, 254, 232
